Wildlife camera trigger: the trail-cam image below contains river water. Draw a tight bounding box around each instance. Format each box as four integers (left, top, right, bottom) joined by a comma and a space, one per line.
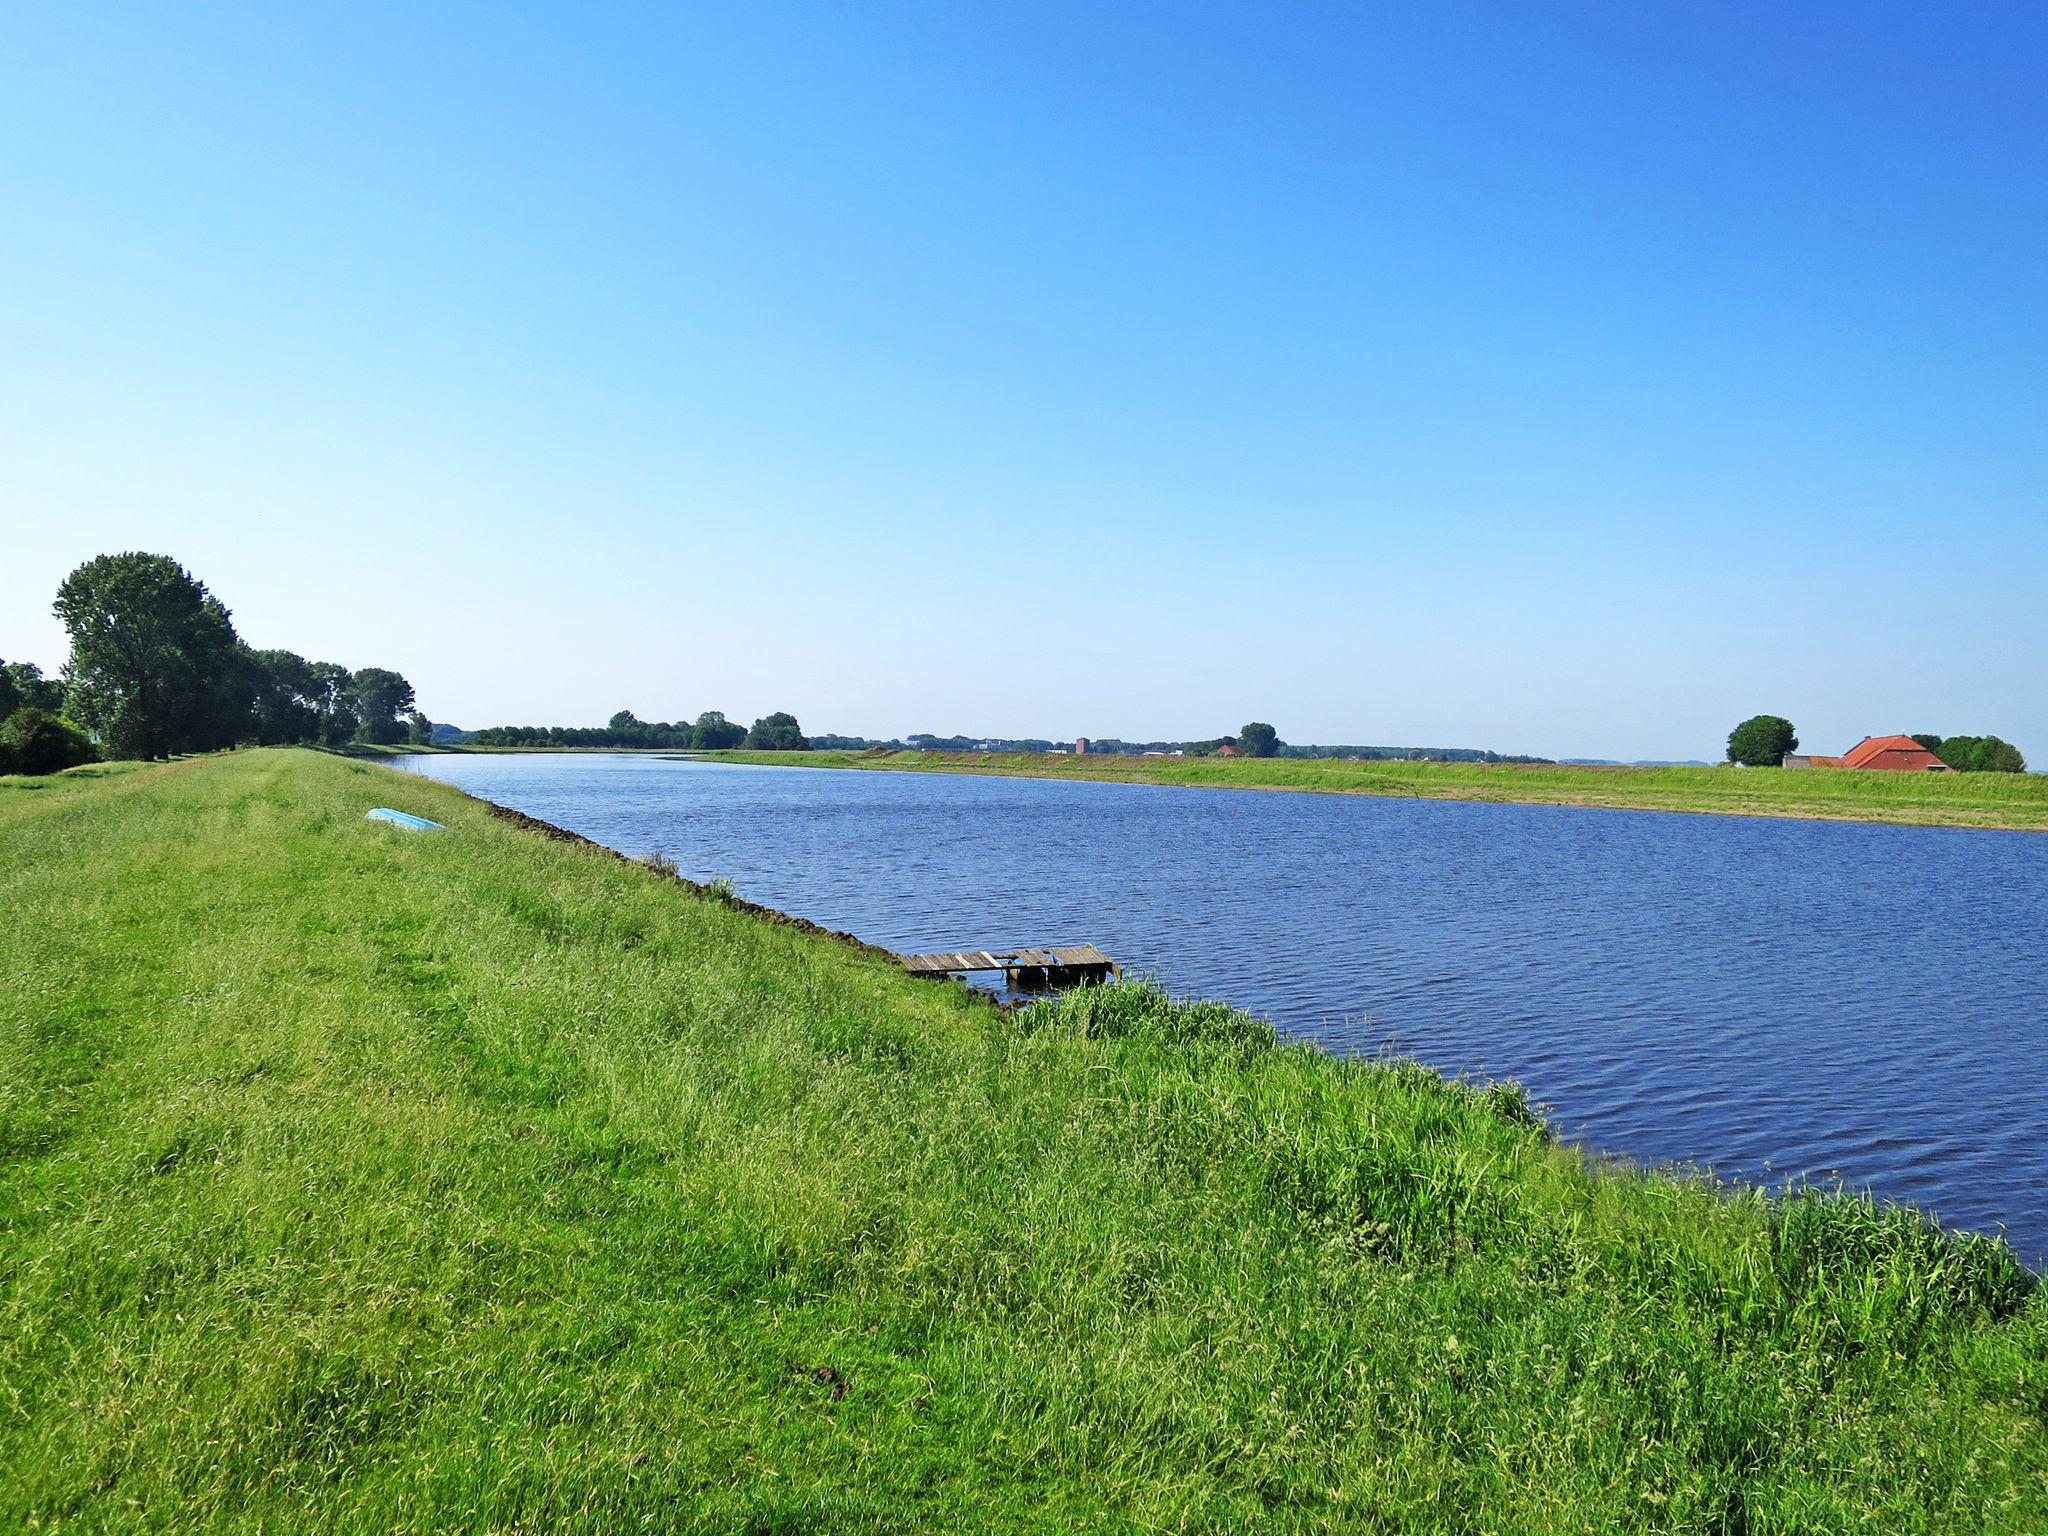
388, 752, 2048, 1264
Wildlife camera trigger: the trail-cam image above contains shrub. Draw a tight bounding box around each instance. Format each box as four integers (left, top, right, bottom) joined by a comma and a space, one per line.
0, 708, 99, 776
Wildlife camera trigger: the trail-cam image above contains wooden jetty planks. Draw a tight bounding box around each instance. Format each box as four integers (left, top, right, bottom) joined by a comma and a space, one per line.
900, 949, 1007, 975
897, 943, 1118, 979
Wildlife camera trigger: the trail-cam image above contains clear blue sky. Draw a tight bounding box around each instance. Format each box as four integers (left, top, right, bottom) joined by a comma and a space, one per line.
3, 3, 2042, 760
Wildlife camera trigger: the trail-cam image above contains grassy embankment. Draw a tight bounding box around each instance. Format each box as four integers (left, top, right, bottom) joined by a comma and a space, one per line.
4, 749, 2045, 1531
331, 741, 462, 758
707, 748, 2048, 831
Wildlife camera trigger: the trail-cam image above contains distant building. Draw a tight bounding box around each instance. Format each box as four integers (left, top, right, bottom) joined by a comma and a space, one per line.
1074, 738, 1090, 755
1781, 753, 1842, 769
1214, 742, 1241, 757
1837, 734, 1952, 772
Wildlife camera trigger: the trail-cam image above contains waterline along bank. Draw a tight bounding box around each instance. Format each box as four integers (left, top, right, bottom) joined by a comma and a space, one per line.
3, 748, 2044, 1530
703, 747, 2048, 831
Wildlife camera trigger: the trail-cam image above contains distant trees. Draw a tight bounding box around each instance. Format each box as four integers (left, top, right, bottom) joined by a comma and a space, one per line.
54, 553, 244, 759
248, 649, 318, 745
347, 667, 417, 744
1727, 715, 1798, 767
1971, 737, 2027, 774
743, 712, 808, 750
1, 661, 65, 718
469, 714, 695, 749
464, 709, 816, 751
1237, 722, 1280, 758
1917, 734, 2027, 774
691, 711, 746, 751
238, 649, 369, 747
306, 664, 359, 746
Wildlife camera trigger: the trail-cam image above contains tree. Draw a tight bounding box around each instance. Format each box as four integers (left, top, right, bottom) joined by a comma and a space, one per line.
608, 710, 642, 732
188, 642, 261, 751
2, 661, 67, 716
690, 710, 746, 750
306, 663, 358, 746
348, 667, 416, 744
1238, 722, 1280, 758
0, 706, 98, 776
54, 552, 243, 759
1935, 734, 2027, 773
1976, 736, 2027, 774
1911, 733, 1945, 755
1726, 715, 1797, 767
406, 712, 435, 746
248, 649, 319, 744
743, 712, 809, 750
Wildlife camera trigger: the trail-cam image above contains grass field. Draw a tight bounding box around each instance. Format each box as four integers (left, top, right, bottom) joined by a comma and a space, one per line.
4, 749, 2045, 1531
705, 748, 2048, 831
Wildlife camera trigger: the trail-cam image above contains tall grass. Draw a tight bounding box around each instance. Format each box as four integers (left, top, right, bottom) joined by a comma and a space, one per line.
2, 750, 2043, 1531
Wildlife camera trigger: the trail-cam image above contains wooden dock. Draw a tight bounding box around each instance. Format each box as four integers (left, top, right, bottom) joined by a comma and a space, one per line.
899, 943, 1118, 989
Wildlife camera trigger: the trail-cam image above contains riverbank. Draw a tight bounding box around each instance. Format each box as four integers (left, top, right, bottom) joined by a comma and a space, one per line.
705, 748, 2048, 831
4, 749, 2043, 1529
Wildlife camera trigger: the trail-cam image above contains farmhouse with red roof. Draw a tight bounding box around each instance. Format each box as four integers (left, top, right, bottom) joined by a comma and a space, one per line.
1783, 735, 1953, 770
1837, 735, 1952, 771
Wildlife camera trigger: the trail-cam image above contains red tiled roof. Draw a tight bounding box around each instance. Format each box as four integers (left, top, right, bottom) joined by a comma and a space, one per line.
1839, 735, 1950, 771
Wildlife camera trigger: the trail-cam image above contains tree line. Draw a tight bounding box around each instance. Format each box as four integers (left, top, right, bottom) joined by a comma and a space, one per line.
467, 709, 807, 751
1908, 733, 2027, 774
1727, 714, 2027, 772
1, 552, 428, 775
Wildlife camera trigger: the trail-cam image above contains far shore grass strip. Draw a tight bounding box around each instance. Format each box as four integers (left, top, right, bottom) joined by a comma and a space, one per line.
698, 747, 2048, 832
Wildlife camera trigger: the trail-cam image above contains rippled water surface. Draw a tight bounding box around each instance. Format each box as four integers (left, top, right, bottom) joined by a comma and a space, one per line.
389, 752, 2048, 1264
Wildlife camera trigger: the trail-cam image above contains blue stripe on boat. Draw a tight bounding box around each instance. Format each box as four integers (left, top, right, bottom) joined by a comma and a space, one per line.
365, 807, 446, 831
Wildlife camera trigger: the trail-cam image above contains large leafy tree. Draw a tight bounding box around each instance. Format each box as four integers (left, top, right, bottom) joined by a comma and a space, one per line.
54, 552, 244, 759
690, 710, 746, 750
1238, 722, 1280, 758
1726, 715, 1797, 767
743, 712, 809, 750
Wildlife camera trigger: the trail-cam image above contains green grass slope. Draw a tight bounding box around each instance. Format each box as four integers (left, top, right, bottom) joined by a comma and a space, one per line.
706, 749, 2048, 831
3, 749, 2043, 1532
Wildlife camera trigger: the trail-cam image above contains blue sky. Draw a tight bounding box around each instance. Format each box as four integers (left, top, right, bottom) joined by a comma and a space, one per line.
2, 3, 2041, 760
